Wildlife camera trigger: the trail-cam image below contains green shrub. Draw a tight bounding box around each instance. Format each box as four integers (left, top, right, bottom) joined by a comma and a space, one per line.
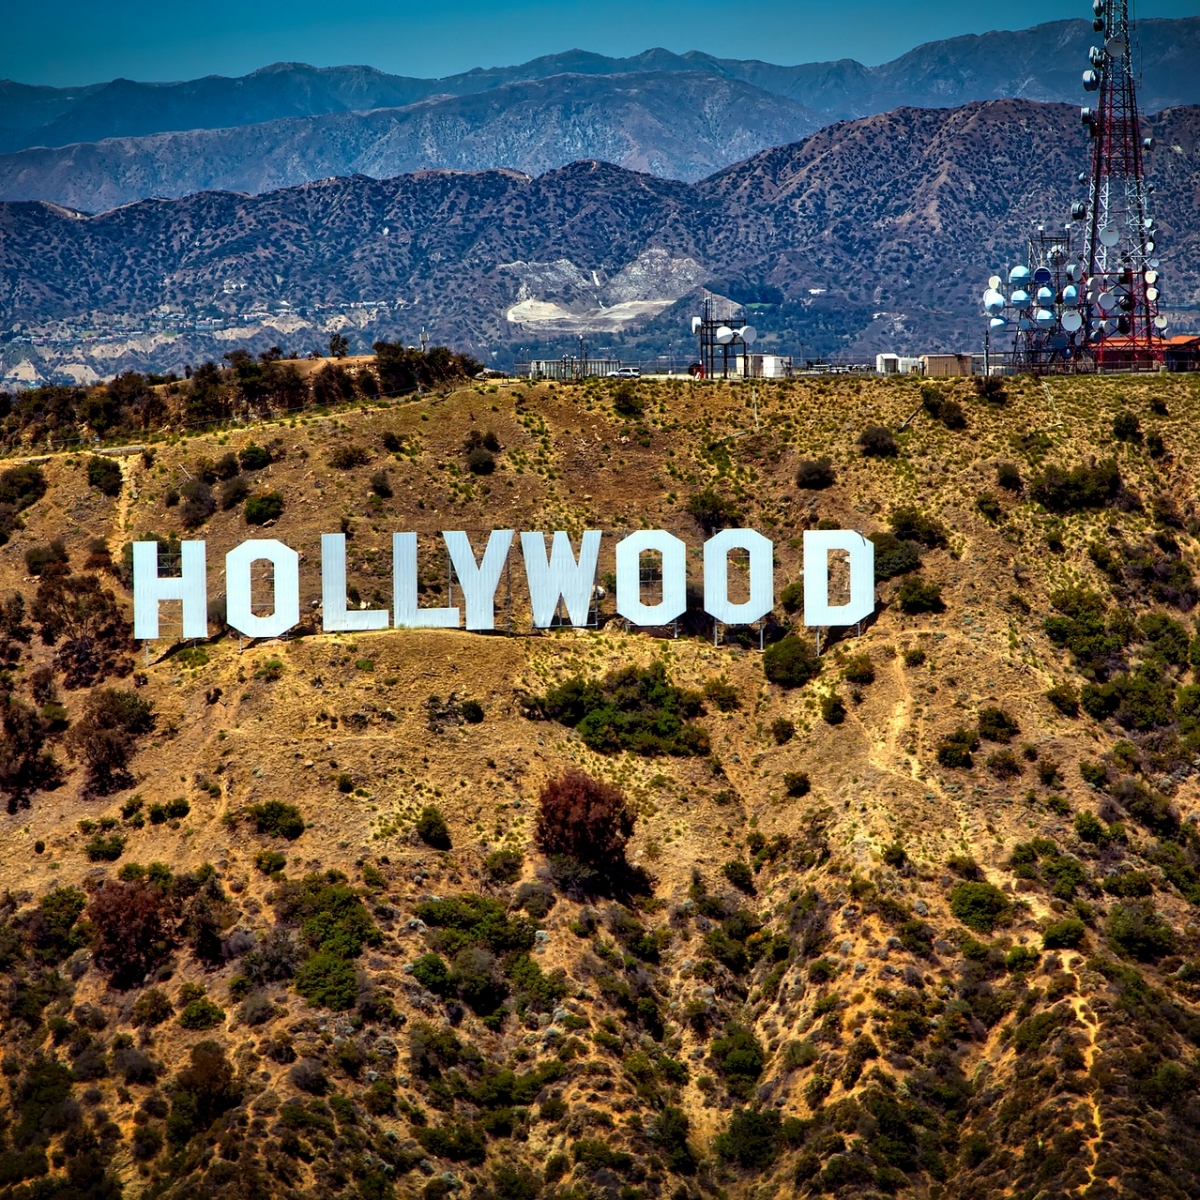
977, 706, 1018, 742
762, 634, 820, 688
460, 699, 484, 724
24, 540, 69, 576
247, 800, 305, 839
783, 771, 811, 798
85, 833, 126, 861
415, 805, 452, 849
87, 456, 123, 497
1046, 683, 1080, 717
254, 849, 287, 874
534, 661, 708, 755
1112, 411, 1142, 442
466, 447, 495, 475
1080, 760, 1108, 787
896, 576, 944, 613
1106, 900, 1178, 961
976, 493, 1002, 522
686, 487, 742, 534
715, 1107, 783, 1168
795, 458, 835, 489
779, 580, 804, 613
704, 678, 740, 712
708, 1024, 765, 1099
484, 849, 523, 884
820, 692, 846, 725
328, 445, 370, 470
177, 995, 225, 1030
1042, 918, 1086, 949
1030, 460, 1121, 513
771, 717, 795, 745
218, 475, 251, 510
858, 425, 898, 457
295, 950, 359, 1009
842, 653, 874, 685
949, 881, 1010, 933
412, 1122, 487, 1165
244, 490, 284, 525
238, 442, 271, 470
411, 953, 454, 996
996, 461, 1022, 491
937, 726, 978, 768
881, 843, 907, 868
612, 382, 644, 418
722, 861, 755, 894
903, 647, 926, 667
890, 507, 948, 548
1006, 945, 1040, 973
870, 532, 921, 580
986, 749, 1021, 779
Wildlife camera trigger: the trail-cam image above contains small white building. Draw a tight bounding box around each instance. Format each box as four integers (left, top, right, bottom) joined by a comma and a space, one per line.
875, 353, 924, 375
734, 354, 792, 378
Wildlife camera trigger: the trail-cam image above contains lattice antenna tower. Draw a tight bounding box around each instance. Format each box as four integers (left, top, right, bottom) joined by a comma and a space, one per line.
1079, 0, 1167, 358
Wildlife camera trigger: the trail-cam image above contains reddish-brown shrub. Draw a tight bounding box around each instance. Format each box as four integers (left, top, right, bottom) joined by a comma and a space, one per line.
88, 879, 175, 988
535, 769, 634, 870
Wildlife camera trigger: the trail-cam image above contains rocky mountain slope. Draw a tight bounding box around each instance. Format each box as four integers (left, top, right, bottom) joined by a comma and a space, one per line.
1, 18, 1198, 207
0, 71, 822, 208
3, 368, 1200, 1200
1, 99, 1197, 382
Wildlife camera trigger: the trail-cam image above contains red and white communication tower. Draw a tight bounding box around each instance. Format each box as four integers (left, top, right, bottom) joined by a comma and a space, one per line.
1078, 0, 1168, 365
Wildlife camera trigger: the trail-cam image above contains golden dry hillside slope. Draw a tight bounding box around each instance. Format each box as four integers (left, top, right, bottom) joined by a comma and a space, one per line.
3, 370, 1200, 1200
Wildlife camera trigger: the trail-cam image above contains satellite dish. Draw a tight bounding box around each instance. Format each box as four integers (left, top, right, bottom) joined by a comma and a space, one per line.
691, 317, 702, 333
983, 289, 1005, 314
988, 274, 1002, 289
1100, 228, 1120, 247
1097, 291, 1117, 313
1036, 286, 1055, 305
1145, 270, 1158, 284
1066, 263, 1080, 282
1146, 286, 1160, 302
1018, 317, 1033, 331
1033, 267, 1053, 285
1062, 311, 1084, 332
1050, 333, 1069, 349
1083, 69, 1100, 91
1011, 289, 1031, 309
715, 326, 734, 345
1150, 258, 1160, 268
740, 326, 758, 345
1009, 265, 1030, 285
1106, 36, 1126, 57
1062, 285, 1079, 304
1077, 171, 1087, 184
989, 317, 1008, 331
1155, 315, 1169, 329
1146, 240, 1155, 253
1035, 308, 1056, 329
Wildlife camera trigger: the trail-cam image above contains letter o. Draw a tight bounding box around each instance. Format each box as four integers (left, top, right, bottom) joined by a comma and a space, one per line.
703, 529, 774, 625
226, 539, 300, 638
615, 530, 687, 625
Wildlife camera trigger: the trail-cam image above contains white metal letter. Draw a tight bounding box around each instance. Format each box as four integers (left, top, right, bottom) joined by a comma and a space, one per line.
803, 530, 875, 627
392, 533, 459, 628
444, 530, 513, 631
226, 539, 300, 638
703, 529, 774, 625
615, 530, 687, 625
322, 533, 389, 632
132, 540, 208, 639
521, 531, 602, 627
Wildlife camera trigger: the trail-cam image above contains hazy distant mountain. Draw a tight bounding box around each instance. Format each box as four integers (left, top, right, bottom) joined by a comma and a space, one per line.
0, 17, 1197, 213
2, 99, 1196, 384
0, 72, 823, 210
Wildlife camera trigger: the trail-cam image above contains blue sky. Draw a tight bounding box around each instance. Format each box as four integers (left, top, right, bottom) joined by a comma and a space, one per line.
5, 0, 1199, 86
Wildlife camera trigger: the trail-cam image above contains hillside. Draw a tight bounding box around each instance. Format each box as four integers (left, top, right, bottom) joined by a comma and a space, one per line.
0, 71, 822, 209
1, 98, 1197, 384
3, 368, 1200, 1199
1, 19, 1198, 215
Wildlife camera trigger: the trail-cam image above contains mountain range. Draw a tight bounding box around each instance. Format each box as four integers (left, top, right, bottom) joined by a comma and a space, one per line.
2, 98, 1197, 383
0, 18, 1198, 209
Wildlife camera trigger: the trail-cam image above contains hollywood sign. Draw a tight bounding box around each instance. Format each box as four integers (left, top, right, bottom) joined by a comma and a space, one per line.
131, 530, 875, 640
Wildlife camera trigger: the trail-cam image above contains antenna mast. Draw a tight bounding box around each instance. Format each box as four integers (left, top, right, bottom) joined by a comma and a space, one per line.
1079, 0, 1166, 365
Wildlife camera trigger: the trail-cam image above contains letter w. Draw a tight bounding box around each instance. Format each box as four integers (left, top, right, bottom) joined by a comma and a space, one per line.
521, 531, 602, 628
